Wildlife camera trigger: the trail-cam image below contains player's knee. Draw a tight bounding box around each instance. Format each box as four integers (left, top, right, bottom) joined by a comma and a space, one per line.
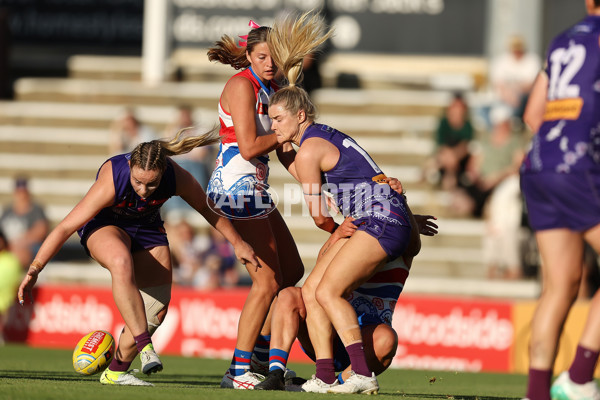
301, 282, 318, 306
106, 255, 135, 281
314, 284, 336, 310
278, 287, 305, 316
140, 284, 171, 335
374, 329, 398, 360
250, 276, 280, 302
370, 328, 398, 374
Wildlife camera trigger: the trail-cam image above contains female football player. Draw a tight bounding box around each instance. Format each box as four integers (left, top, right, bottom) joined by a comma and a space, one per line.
520, 1, 600, 399
205, 17, 327, 389
17, 129, 258, 386
264, 12, 420, 394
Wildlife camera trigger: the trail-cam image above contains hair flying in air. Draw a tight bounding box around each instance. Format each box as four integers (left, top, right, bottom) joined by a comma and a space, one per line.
130, 126, 221, 172
207, 26, 271, 70
267, 10, 333, 121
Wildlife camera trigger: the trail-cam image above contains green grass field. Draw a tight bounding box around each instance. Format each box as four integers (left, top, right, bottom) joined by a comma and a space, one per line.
0, 343, 526, 400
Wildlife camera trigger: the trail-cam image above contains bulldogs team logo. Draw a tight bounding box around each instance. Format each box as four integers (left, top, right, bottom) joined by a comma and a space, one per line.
256, 163, 267, 181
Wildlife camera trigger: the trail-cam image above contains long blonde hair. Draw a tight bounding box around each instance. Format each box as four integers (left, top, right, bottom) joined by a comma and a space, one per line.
207, 26, 271, 70
130, 127, 220, 172
267, 11, 333, 120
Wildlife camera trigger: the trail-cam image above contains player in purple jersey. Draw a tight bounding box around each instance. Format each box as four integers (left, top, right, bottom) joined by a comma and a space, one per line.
17, 129, 258, 387
520, 1, 600, 399
254, 215, 438, 392
265, 13, 422, 394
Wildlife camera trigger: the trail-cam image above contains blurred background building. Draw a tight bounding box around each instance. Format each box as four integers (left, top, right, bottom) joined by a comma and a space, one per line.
0, 0, 593, 297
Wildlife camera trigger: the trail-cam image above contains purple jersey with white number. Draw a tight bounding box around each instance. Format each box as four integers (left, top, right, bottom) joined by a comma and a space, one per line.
86, 153, 176, 227
521, 15, 600, 174
300, 123, 392, 217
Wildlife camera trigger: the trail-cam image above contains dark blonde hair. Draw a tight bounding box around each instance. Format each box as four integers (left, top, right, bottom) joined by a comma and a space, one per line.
130, 127, 220, 172
267, 11, 332, 121
207, 26, 271, 70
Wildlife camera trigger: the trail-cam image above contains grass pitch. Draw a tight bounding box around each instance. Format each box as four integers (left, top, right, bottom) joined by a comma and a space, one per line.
0, 343, 526, 400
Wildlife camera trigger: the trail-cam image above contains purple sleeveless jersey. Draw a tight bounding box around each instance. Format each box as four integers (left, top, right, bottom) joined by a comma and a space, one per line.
521, 15, 600, 232
78, 154, 177, 252
521, 15, 600, 174
300, 123, 412, 259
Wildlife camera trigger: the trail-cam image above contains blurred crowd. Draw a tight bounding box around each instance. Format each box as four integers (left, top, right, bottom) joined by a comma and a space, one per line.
2, 32, 599, 340
423, 35, 600, 291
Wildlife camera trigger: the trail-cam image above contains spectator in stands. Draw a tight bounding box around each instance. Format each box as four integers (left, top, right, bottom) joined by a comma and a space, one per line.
0, 177, 49, 267
205, 227, 240, 288
424, 92, 475, 191
165, 218, 212, 287
490, 35, 541, 124
167, 217, 240, 290
483, 173, 524, 280
451, 105, 525, 218
108, 107, 158, 155
0, 230, 21, 345
162, 105, 216, 219
164, 105, 214, 188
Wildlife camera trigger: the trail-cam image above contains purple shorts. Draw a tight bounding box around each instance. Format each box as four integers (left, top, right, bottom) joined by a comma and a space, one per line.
78, 218, 169, 255
521, 171, 600, 232
352, 194, 412, 260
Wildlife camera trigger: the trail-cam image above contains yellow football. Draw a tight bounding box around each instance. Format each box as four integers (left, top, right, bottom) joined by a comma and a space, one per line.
72, 330, 115, 375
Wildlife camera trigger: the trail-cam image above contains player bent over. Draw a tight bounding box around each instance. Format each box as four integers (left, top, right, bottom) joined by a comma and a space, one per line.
17, 130, 258, 386
255, 215, 438, 392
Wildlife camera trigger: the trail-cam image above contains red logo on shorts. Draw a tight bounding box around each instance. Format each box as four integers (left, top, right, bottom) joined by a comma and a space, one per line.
373, 297, 384, 310
256, 163, 266, 181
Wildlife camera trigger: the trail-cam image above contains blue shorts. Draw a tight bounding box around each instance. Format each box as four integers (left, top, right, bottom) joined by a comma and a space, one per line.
352, 193, 412, 260
208, 191, 274, 220
521, 171, 600, 232
78, 218, 169, 256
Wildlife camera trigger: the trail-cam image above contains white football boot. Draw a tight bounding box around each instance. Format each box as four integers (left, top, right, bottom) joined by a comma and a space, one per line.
327, 371, 379, 394
100, 369, 153, 386
220, 370, 264, 389
140, 344, 163, 375
550, 371, 600, 400
300, 375, 339, 393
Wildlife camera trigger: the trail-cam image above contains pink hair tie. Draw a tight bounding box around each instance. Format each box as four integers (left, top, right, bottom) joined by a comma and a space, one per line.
238, 20, 262, 47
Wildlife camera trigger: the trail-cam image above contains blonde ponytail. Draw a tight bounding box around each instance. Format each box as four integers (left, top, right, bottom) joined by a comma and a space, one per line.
130, 126, 221, 172
267, 11, 332, 87
268, 11, 333, 121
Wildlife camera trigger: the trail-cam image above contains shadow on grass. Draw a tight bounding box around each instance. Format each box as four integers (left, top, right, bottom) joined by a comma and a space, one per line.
0, 370, 82, 381
0, 370, 223, 387
381, 394, 521, 400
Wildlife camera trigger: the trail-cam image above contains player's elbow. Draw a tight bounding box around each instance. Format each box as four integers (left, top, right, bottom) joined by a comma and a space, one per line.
313, 216, 329, 231
239, 146, 260, 161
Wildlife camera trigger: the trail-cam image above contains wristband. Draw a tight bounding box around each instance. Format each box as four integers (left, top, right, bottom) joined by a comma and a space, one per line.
29, 259, 44, 274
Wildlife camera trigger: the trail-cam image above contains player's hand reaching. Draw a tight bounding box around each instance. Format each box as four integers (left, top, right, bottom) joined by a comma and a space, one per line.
414, 215, 438, 236
334, 216, 357, 238
234, 240, 261, 272
386, 176, 405, 196
18, 261, 43, 305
